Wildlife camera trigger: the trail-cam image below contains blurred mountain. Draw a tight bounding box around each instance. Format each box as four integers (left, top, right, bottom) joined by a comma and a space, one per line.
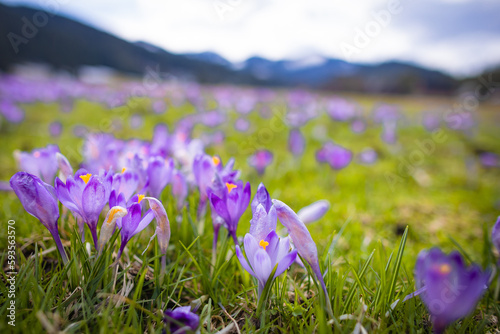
0, 3, 460, 94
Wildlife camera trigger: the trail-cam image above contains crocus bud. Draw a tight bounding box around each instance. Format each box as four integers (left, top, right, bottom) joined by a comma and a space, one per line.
164, 306, 199, 333
98, 206, 127, 254
251, 183, 272, 214
144, 197, 171, 255
297, 200, 330, 225
10, 172, 68, 263
272, 199, 332, 316
56, 152, 73, 183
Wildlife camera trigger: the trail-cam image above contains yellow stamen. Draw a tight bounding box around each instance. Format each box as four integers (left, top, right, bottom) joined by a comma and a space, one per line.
212, 156, 221, 166
121, 167, 127, 173
259, 239, 269, 251
138, 194, 145, 203
80, 173, 92, 184
226, 183, 237, 193
439, 264, 451, 274
107, 207, 120, 224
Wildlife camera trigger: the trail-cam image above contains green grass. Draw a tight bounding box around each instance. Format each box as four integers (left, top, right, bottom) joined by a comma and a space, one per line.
0, 91, 499, 333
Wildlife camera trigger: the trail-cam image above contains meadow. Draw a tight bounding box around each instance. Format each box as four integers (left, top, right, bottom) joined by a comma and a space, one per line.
0, 75, 499, 333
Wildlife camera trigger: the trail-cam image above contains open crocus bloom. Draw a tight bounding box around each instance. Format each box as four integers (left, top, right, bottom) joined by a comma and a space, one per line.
14, 144, 60, 184
415, 248, 490, 334
236, 231, 297, 298
55, 168, 112, 248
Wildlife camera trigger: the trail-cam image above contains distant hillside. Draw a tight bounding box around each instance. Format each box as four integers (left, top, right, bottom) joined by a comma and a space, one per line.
0, 3, 460, 94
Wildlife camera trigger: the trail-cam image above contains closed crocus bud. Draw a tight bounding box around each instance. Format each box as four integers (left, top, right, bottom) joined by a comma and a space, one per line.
415, 248, 490, 334
144, 197, 170, 273
56, 152, 73, 183
97, 206, 128, 254
272, 199, 332, 317
250, 204, 277, 241
10, 172, 68, 264
297, 200, 330, 225
251, 183, 272, 214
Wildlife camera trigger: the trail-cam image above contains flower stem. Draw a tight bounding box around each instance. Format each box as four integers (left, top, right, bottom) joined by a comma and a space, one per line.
51, 228, 68, 265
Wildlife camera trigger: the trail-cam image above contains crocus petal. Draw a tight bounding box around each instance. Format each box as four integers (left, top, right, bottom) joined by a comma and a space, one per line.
251, 182, 272, 214
297, 200, 330, 225
210, 193, 231, 224
55, 177, 82, 216
250, 204, 277, 241
244, 233, 260, 269
82, 177, 107, 229
144, 197, 170, 255
98, 206, 127, 252
56, 152, 73, 183
236, 245, 256, 277
253, 249, 273, 286
273, 199, 330, 303
132, 209, 155, 236
274, 249, 297, 278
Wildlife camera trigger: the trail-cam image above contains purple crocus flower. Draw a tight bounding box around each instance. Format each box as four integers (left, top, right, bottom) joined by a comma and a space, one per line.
112, 169, 140, 202
49, 121, 63, 137
297, 200, 330, 224
415, 248, 490, 334
272, 199, 333, 317
251, 182, 272, 215
288, 129, 305, 157
164, 306, 199, 334
14, 144, 60, 184
492, 217, 500, 259
116, 196, 154, 260
143, 196, 171, 273
55, 169, 112, 248
97, 206, 128, 254
146, 156, 174, 199
56, 152, 73, 183
10, 172, 68, 263
316, 142, 352, 170
193, 153, 217, 217
209, 180, 251, 244
248, 150, 273, 175
236, 230, 297, 298
358, 148, 378, 165
172, 169, 188, 212
479, 152, 499, 168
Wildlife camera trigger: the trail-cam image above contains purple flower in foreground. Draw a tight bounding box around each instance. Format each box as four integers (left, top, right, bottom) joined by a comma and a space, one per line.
143, 196, 171, 273
112, 169, 140, 202
56, 153, 73, 183
116, 196, 154, 260
236, 230, 297, 298
164, 306, 199, 334
251, 183, 272, 215
210, 180, 251, 244
272, 199, 332, 317
316, 142, 352, 170
248, 150, 273, 175
193, 153, 216, 204
415, 248, 490, 334
14, 144, 60, 184
288, 129, 305, 156
55, 169, 112, 248
97, 206, 128, 253
10, 172, 68, 263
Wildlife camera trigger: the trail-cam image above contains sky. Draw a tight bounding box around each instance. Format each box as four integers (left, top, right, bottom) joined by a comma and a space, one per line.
2, 0, 500, 77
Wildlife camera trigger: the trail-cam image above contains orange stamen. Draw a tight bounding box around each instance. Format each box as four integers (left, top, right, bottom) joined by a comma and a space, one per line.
80, 173, 92, 184
226, 183, 237, 193
259, 239, 269, 251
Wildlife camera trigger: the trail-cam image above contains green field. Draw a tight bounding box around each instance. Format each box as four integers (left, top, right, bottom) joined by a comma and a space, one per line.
1, 89, 499, 333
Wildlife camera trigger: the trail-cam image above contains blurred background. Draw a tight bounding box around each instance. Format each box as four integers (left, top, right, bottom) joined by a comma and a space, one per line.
1, 0, 500, 95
